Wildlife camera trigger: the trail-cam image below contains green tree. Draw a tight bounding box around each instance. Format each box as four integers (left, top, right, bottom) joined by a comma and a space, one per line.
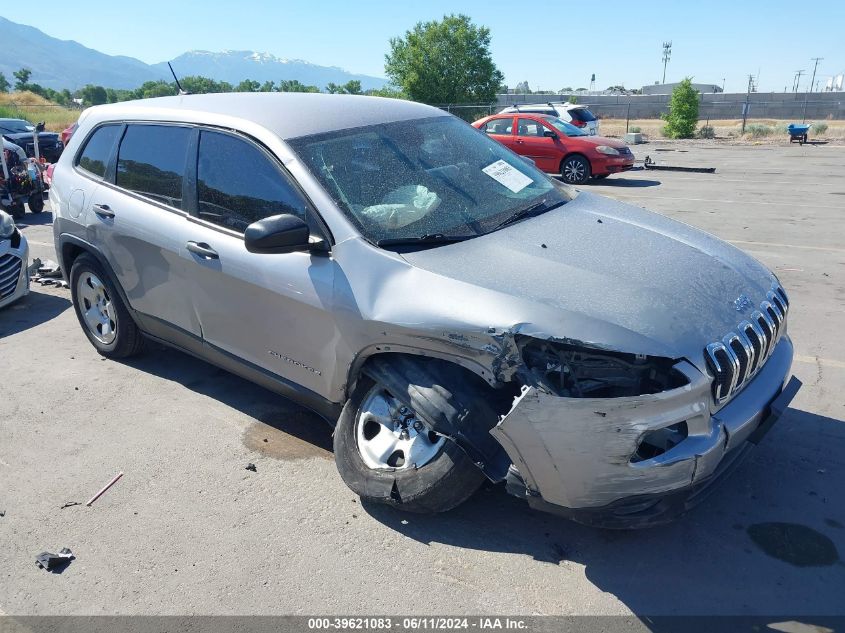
515, 80, 531, 94
260, 80, 276, 92
325, 82, 343, 94
81, 84, 109, 105
0, 72, 9, 93
278, 79, 320, 93
342, 80, 362, 95
662, 77, 700, 139
364, 85, 405, 99
180, 76, 233, 94
13, 68, 31, 91
235, 79, 261, 92
384, 14, 503, 105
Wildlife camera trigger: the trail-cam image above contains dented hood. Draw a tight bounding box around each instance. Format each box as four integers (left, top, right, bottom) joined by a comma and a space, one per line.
400, 192, 777, 372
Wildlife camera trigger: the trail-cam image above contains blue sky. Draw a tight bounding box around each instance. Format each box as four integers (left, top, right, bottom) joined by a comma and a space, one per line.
3, 0, 843, 93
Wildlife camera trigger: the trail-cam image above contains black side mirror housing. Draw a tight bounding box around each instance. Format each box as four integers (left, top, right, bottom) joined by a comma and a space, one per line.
36, 121, 46, 133
543, 130, 558, 138
244, 214, 311, 254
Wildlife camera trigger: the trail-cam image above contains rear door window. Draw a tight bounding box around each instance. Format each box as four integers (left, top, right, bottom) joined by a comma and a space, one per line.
116, 124, 191, 209
482, 118, 513, 135
195, 130, 309, 233
76, 125, 122, 178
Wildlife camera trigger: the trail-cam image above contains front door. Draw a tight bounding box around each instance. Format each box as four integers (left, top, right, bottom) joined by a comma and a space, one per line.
182, 129, 338, 397
514, 118, 561, 172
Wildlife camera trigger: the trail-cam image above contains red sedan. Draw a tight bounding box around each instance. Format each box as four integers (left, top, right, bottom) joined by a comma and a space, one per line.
472, 113, 634, 185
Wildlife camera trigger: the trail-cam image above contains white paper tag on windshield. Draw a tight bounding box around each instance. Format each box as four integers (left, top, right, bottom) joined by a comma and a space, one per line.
482, 159, 533, 193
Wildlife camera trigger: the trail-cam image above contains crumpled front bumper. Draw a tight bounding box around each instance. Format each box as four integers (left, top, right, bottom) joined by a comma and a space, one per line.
492, 336, 799, 528
0, 232, 29, 309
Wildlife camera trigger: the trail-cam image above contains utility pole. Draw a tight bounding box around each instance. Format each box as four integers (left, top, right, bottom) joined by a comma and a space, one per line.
793, 69, 804, 93
741, 74, 753, 135
661, 41, 672, 84
803, 57, 823, 123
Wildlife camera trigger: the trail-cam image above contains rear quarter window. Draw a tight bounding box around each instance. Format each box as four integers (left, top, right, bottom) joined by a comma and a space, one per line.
76, 125, 122, 178
569, 108, 597, 122
116, 125, 191, 209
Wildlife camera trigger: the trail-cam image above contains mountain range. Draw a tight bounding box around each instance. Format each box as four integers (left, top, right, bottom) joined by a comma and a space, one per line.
0, 16, 387, 91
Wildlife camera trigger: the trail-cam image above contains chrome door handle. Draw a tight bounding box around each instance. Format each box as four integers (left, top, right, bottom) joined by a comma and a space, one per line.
186, 241, 219, 260
93, 203, 115, 219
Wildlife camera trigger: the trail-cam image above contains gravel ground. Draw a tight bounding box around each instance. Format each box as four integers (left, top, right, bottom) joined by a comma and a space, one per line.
1, 141, 843, 617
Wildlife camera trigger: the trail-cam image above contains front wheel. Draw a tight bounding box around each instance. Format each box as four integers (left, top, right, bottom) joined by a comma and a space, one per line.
561, 155, 591, 185
333, 371, 490, 513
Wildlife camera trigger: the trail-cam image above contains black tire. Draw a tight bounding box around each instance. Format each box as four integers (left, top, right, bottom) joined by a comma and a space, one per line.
9, 203, 25, 220
27, 192, 44, 213
334, 365, 496, 513
69, 253, 144, 358
560, 154, 591, 185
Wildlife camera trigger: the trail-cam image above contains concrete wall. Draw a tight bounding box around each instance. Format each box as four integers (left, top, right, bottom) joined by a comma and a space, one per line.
495, 92, 845, 120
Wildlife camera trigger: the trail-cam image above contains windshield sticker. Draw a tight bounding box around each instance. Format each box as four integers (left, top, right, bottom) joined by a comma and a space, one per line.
482, 160, 533, 193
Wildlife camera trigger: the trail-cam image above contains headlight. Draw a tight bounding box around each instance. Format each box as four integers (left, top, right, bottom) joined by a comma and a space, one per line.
0, 211, 16, 239
517, 337, 688, 397
595, 145, 620, 156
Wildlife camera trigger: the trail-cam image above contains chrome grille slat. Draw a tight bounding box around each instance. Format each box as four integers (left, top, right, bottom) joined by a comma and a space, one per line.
0, 253, 22, 298
705, 282, 789, 404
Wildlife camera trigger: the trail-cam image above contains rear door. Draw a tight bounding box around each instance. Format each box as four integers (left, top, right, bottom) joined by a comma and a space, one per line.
83, 123, 200, 338
181, 128, 338, 396
514, 118, 561, 172
480, 116, 517, 151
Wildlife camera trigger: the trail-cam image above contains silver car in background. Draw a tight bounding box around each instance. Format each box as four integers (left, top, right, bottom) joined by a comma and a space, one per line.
50, 93, 799, 527
0, 210, 29, 309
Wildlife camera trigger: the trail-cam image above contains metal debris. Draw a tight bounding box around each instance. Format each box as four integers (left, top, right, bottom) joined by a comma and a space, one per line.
245, 463, 257, 472
36, 548, 74, 572
60, 501, 81, 510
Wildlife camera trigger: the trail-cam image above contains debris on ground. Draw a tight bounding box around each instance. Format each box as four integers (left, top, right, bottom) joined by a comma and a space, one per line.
644, 155, 716, 173
245, 463, 257, 472
60, 501, 81, 510
26, 257, 42, 276
0, 509, 5, 517
85, 471, 124, 507
29, 259, 68, 288
36, 548, 74, 572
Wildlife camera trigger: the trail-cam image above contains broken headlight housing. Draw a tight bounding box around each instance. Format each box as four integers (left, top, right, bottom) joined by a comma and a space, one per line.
517, 337, 688, 398
0, 211, 16, 239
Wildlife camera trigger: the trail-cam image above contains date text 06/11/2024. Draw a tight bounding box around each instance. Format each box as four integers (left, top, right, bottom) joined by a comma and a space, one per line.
307, 617, 528, 630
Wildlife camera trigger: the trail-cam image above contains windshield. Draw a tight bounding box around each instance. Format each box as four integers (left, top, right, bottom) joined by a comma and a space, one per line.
288, 116, 571, 245
0, 119, 34, 134
547, 118, 588, 136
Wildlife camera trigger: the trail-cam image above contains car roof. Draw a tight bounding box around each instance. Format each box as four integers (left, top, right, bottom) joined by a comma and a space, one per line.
80, 93, 445, 140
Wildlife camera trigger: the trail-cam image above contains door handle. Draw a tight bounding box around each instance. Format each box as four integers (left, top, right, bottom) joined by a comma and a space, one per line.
186, 241, 219, 260
93, 203, 115, 219
515, 140, 524, 144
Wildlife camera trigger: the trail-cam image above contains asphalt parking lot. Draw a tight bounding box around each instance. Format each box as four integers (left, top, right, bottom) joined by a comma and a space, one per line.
1, 141, 844, 617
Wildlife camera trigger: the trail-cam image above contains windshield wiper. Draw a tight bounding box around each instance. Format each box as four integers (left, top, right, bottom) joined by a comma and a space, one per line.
376, 233, 474, 247
492, 199, 565, 232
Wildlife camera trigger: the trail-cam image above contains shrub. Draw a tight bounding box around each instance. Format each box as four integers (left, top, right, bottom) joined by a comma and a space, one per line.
661, 78, 699, 138
697, 125, 715, 139
746, 124, 773, 138
812, 122, 828, 135
629, 126, 641, 133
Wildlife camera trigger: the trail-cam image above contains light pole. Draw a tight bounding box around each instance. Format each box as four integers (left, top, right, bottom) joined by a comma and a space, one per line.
661, 41, 672, 85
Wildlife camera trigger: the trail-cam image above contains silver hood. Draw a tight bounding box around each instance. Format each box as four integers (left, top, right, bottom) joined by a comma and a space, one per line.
400, 192, 777, 372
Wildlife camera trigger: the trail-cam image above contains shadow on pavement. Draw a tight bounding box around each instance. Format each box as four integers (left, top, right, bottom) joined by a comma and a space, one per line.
115, 343, 845, 616
590, 177, 662, 188
0, 289, 71, 337
16, 210, 53, 227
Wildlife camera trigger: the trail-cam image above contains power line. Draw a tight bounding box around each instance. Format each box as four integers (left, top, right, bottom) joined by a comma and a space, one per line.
803, 57, 823, 123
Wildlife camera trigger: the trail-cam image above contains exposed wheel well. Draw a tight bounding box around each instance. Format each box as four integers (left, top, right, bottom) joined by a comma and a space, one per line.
61, 242, 85, 275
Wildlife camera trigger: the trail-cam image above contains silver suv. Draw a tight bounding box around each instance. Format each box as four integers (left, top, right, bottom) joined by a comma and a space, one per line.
51, 93, 799, 527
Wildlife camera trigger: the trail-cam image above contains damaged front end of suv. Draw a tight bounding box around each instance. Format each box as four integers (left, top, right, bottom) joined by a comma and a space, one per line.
485, 283, 800, 528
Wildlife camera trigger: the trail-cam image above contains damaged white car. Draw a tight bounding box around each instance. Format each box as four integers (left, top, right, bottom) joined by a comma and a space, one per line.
50, 94, 799, 527
0, 209, 29, 309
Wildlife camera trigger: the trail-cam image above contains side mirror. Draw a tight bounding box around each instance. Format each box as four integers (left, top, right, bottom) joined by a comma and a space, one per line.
244, 214, 310, 254
543, 130, 558, 138
36, 122, 46, 133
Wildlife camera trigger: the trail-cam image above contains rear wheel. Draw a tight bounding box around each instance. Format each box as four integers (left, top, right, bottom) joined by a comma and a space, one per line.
70, 254, 144, 358
561, 155, 591, 185
27, 192, 44, 213
334, 367, 493, 513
